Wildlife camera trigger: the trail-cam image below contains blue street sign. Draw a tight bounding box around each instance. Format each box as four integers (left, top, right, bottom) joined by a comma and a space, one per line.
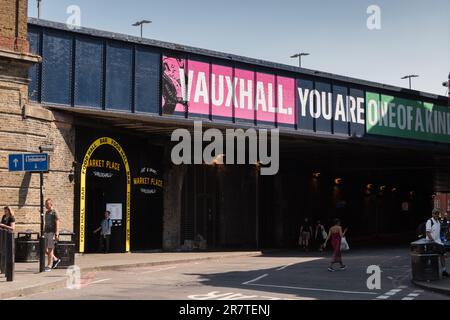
8, 154, 24, 172
24, 154, 49, 172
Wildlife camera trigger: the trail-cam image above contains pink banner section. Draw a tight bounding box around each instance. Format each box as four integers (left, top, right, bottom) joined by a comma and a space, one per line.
234, 68, 255, 121
256, 72, 276, 124
162, 55, 297, 125
277, 76, 296, 125
186, 60, 210, 115
211, 64, 233, 118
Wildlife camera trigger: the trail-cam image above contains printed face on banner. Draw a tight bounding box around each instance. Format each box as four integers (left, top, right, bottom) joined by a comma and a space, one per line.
162, 56, 186, 115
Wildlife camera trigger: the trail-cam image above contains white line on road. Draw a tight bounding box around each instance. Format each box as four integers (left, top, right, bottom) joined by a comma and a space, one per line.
276, 264, 294, 271
141, 266, 177, 274
407, 293, 420, 297
376, 289, 402, 299
402, 297, 415, 301
244, 282, 378, 295
242, 274, 269, 285
87, 278, 111, 286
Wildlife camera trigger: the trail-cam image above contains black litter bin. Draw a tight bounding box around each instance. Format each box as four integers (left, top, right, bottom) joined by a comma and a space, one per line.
55, 232, 75, 269
15, 232, 40, 262
411, 239, 443, 281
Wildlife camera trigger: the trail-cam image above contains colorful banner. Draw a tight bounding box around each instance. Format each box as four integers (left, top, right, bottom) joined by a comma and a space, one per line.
162, 55, 296, 125
161, 55, 448, 143
366, 92, 450, 143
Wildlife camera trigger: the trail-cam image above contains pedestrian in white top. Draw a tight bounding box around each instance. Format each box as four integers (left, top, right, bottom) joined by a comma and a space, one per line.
426, 209, 448, 277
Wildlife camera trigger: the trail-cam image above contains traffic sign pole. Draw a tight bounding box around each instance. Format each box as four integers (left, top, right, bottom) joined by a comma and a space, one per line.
39, 171, 46, 273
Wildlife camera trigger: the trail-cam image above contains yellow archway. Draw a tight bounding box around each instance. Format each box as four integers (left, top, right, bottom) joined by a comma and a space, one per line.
79, 137, 131, 253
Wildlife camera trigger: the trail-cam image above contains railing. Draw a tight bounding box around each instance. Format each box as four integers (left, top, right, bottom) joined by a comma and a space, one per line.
0, 228, 14, 282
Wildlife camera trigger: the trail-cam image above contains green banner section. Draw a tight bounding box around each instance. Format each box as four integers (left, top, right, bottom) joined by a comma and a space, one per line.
366, 92, 450, 143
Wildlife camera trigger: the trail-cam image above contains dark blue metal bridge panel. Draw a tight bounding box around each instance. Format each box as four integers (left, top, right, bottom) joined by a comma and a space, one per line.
27, 27, 40, 101
135, 47, 160, 114
105, 42, 133, 112
74, 36, 103, 109
41, 29, 72, 106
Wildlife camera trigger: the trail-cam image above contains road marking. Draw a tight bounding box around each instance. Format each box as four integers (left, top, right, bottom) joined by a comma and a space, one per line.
401, 292, 422, 300
276, 263, 294, 271
141, 266, 177, 274
376, 289, 402, 299
188, 291, 308, 301
242, 274, 269, 285
407, 293, 420, 297
244, 282, 377, 295
87, 278, 111, 285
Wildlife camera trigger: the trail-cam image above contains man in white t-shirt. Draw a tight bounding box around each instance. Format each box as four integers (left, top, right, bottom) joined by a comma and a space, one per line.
426, 209, 449, 277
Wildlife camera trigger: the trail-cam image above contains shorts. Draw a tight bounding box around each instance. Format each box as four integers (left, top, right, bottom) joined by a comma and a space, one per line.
301, 232, 311, 242
44, 233, 56, 250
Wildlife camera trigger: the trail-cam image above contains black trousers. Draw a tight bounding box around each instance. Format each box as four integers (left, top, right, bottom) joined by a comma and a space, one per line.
98, 235, 111, 253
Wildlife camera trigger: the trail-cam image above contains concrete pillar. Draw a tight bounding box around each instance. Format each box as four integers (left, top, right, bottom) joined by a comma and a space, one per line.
273, 172, 285, 247
162, 162, 187, 250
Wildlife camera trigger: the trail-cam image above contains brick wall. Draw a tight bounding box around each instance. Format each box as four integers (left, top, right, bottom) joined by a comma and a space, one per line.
0, 0, 29, 53
0, 0, 76, 234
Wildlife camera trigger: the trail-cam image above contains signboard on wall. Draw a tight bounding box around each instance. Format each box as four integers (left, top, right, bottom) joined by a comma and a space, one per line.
161, 54, 447, 143
161, 55, 296, 126
366, 92, 450, 143
106, 203, 123, 221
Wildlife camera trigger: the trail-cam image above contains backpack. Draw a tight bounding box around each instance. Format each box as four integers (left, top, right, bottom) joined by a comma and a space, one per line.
417, 219, 433, 238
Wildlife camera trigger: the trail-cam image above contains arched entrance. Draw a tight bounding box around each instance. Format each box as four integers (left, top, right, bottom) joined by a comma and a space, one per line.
79, 137, 131, 253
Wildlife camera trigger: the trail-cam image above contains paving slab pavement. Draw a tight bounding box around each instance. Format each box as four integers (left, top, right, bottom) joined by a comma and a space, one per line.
0, 251, 262, 299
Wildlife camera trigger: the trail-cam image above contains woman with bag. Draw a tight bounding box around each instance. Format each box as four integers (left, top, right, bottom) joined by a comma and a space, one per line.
322, 219, 348, 272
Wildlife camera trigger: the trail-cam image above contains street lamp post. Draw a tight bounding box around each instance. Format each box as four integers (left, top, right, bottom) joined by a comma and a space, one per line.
401, 75, 419, 90
132, 20, 152, 38
37, 0, 42, 19
291, 52, 310, 68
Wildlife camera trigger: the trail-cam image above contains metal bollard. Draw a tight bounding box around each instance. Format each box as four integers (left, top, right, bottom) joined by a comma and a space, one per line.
39, 236, 46, 273
5, 231, 14, 281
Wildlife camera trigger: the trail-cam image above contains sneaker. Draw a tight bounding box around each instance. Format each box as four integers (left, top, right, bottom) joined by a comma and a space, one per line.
44, 267, 52, 272
443, 271, 449, 277
328, 267, 335, 272
52, 258, 61, 269
340, 265, 347, 270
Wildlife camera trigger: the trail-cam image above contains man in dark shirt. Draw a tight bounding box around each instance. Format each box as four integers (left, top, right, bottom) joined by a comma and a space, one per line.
299, 218, 313, 252
44, 199, 61, 271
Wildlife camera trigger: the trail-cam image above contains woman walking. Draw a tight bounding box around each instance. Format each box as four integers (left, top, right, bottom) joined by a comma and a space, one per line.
323, 219, 347, 272
0, 206, 16, 232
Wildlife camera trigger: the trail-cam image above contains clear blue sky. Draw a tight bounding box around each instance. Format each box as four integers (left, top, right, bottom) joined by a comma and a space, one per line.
28, 0, 449, 96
